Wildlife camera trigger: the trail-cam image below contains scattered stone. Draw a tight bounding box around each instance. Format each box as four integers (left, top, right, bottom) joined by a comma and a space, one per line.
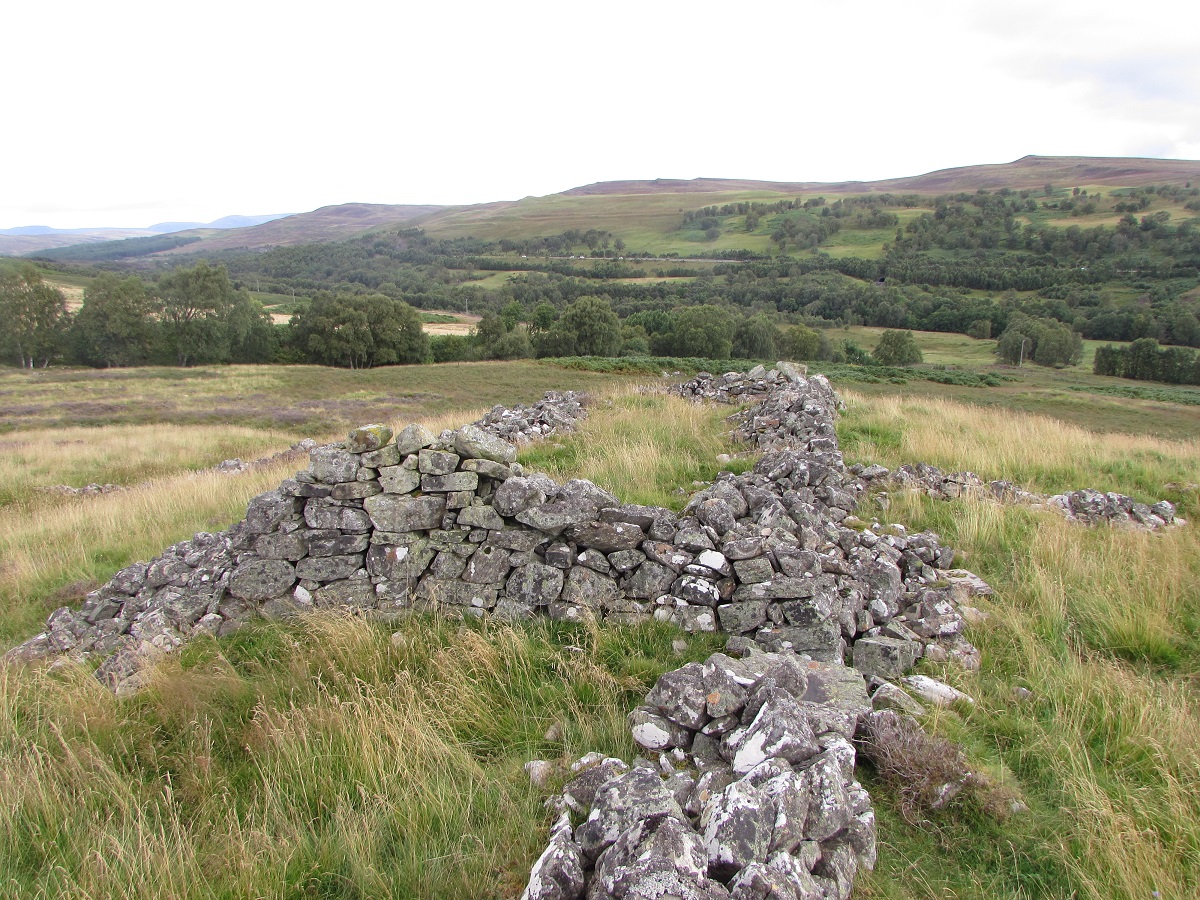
900, 675, 975, 707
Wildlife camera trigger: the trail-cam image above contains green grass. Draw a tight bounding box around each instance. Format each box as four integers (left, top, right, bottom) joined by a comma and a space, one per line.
539, 356, 771, 376
835, 393, 1200, 899
519, 390, 752, 510
0, 614, 722, 899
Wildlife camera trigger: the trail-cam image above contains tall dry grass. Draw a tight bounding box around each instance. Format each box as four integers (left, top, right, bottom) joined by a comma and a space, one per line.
0, 423, 302, 509
0, 613, 717, 898
845, 396, 1200, 899
520, 390, 747, 509
839, 390, 1200, 508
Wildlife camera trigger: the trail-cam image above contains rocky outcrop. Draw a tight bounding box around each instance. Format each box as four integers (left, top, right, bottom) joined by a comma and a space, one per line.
522, 648, 876, 900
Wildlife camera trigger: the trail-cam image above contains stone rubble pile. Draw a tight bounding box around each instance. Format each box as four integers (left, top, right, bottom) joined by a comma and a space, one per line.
669, 364, 810, 405
213, 438, 318, 475
522, 649, 876, 900
856, 462, 1182, 532
471, 390, 589, 444
36, 482, 126, 497
1048, 488, 1179, 530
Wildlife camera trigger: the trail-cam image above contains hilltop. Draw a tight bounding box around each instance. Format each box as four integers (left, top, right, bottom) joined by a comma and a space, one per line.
17, 155, 1200, 260
563, 156, 1200, 196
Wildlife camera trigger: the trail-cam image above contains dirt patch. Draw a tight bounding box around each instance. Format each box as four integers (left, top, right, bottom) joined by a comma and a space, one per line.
423, 323, 474, 336
47, 281, 86, 311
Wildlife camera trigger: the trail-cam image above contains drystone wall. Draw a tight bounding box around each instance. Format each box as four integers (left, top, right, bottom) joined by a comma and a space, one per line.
863, 462, 1182, 532
674, 368, 1183, 533
7, 375, 983, 702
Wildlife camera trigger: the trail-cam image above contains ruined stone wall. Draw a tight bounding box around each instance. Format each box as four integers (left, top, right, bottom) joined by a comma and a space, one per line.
9, 375, 982, 701
7, 370, 1006, 899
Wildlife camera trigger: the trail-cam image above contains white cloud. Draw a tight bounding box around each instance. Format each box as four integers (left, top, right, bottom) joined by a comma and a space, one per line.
3, 0, 1199, 229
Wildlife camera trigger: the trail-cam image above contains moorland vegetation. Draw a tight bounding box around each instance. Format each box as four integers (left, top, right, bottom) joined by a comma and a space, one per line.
0, 361, 1196, 898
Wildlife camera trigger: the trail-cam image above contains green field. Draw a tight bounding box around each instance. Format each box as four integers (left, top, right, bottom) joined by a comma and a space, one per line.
823, 327, 1200, 440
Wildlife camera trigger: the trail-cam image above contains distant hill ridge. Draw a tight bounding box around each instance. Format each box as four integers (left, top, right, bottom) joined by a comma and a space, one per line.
0, 214, 292, 256
563, 156, 1200, 196
11, 155, 1200, 259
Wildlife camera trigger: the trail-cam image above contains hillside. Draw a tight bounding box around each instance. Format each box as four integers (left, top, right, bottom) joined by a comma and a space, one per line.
562, 157, 1200, 198
20, 156, 1200, 262
156, 202, 446, 254
0, 214, 291, 256
0, 228, 160, 256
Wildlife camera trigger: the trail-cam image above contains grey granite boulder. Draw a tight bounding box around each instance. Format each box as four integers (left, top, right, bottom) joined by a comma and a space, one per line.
229, 559, 296, 601
363, 494, 446, 532
455, 423, 518, 464
700, 780, 774, 880
345, 424, 393, 453
576, 767, 685, 860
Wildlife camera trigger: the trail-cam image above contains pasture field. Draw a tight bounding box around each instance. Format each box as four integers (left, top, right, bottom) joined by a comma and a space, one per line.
0, 361, 1198, 898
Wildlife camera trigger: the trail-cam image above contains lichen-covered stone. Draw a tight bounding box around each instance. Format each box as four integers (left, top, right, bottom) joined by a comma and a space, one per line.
576, 767, 685, 860
507, 563, 565, 605
394, 423, 437, 456
463, 545, 511, 583
629, 707, 693, 753
700, 780, 774, 880
346, 424, 393, 453
455, 423, 518, 464
625, 561, 676, 599
255, 532, 308, 561
563, 521, 645, 553
378, 466, 421, 494
303, 498, 372, 532
229, 559, 296, 601
456, 505, 506, 530
295, 553, 364, 582
646, 663, 710, 730
310, 447, 360, 484
520, 813, 585, 900
851, 636, 921, 680
562, 566, 620, 609
421, 472, 478, 493
364, 494, 446, 532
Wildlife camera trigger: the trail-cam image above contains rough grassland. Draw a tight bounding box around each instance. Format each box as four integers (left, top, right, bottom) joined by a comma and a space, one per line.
835, 392, 1200, 900
0, 361, 634, 433
826, 327, 1200, 441
0, 374, 1197, 898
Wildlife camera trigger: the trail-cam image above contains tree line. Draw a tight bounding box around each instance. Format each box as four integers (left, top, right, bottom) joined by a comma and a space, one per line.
0, 262, 279, 369
1093, 339, 1200, 385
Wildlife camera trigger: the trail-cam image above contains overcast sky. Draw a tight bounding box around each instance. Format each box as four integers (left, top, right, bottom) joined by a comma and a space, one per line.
4, 0, 1199, 229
